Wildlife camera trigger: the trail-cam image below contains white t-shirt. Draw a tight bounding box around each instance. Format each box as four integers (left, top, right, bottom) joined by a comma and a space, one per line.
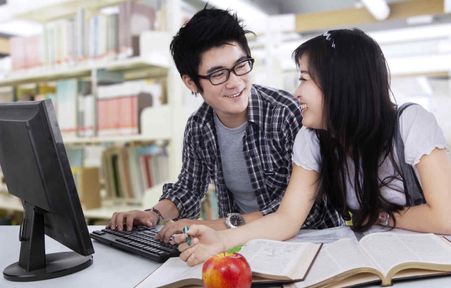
292, 105, 448, 210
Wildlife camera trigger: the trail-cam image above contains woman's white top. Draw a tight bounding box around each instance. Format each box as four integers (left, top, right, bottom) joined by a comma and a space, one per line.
292, 105, 448, 209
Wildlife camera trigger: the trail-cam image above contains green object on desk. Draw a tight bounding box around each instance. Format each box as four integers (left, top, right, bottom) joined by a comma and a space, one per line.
227, 245, 242, 254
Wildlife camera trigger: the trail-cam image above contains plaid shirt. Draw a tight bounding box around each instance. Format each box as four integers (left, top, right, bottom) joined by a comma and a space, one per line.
161, 84, 343, 228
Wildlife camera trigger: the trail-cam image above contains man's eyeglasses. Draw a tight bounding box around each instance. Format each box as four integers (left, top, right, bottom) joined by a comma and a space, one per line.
197, 57, 255, 85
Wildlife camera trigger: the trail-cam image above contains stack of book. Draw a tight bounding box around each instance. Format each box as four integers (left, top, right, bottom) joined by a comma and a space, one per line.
101, 144, 169, 203
136, 229, 451, 287
9, 1, 161, 70
97, 80, 163, 136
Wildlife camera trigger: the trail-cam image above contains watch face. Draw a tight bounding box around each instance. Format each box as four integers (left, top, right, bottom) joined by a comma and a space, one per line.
230, 214, 245, 227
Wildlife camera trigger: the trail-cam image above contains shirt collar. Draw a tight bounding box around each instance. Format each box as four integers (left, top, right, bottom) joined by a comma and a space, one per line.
247, 85, 264, 127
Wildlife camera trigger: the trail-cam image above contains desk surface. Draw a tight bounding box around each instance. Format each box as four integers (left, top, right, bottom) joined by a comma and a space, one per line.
1, 225, 451, 288
0, 226, 159, 288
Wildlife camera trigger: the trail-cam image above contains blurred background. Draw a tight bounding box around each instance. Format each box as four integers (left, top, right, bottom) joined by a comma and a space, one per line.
0, 0, 449, 224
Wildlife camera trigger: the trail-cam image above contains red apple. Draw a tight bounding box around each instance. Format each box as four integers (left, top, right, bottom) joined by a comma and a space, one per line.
202, 252, 252, 288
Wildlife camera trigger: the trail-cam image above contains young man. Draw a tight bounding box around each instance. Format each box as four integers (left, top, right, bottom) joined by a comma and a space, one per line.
107, 7, 343, 241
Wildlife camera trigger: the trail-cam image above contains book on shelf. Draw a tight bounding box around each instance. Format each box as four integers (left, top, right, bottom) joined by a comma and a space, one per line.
101, 147, 117, 199
0, 87, 14, 103
135, 239, 322, 288
16, 83, 37, 101
118, 1, 157, 58
126, 146, 145, 200
15, 35, 43, 69
77, 80, 95, 137
101, 145, 169, 202
66, 147, 101, 209
117, 147, 134, 200
288, 232, 451, 288
35, 83, 57, 103
97, 80, 156, 136
56, 78, 78, 136
77, 93, 95, 137
8, 1, 163, 70
78, 167, 101, 210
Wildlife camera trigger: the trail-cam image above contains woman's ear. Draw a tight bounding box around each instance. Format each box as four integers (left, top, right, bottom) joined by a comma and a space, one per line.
182, 75, 199, 94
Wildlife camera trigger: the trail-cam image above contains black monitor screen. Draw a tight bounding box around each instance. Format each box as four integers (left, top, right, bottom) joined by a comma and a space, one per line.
0, 99, 94, 282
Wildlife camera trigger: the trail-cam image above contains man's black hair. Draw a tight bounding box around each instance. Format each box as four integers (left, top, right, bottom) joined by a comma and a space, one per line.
170, 7, 254, 92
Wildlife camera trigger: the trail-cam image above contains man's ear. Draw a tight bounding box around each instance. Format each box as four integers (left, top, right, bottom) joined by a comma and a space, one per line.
182, 75, 199, 93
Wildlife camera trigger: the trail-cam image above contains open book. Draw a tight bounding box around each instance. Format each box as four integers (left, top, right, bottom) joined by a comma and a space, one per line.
288, 232, 451, 288
134, 239, 322, 287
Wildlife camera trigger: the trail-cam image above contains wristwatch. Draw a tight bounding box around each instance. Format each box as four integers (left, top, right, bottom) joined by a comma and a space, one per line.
224, 213, 245, 229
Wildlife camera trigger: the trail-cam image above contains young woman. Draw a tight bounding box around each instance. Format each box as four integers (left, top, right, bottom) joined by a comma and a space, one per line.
175, 29, 451, 266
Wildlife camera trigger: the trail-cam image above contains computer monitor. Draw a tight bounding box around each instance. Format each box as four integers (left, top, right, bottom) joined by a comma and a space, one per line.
0, 99, 94, 282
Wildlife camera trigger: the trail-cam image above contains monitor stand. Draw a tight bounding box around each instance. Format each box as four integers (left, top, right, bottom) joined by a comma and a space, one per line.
3, 203, 93, 282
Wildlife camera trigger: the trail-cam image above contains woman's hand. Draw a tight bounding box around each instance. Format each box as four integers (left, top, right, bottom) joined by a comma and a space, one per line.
174, 224, 227, 266
156, 219, 198, 242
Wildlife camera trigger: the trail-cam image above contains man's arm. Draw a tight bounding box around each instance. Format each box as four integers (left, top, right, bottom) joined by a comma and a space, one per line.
107, 117, 209, 230
157, 211, 263, 242
158, 118, 210, 219
157, 100, 301, 241
106, 199, 179, 231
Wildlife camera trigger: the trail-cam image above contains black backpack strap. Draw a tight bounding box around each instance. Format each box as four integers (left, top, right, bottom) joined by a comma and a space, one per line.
394, 103, 425, 206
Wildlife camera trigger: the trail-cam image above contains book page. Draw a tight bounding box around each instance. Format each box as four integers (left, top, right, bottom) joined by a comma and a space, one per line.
292, 238, 380, 288
288, 226, 358, 244
239, 239, 321, 280
359, 232, 451, 277
134, 257, 202, 288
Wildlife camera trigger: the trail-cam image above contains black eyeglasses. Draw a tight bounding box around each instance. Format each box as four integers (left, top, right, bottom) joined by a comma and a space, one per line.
197, 57, 255, 85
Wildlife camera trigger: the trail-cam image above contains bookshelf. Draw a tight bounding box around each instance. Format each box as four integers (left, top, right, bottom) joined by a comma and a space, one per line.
0, 56, 170, 87
0, 0, 195, 219
14, 0, 128, 23
63, 134, 170, 145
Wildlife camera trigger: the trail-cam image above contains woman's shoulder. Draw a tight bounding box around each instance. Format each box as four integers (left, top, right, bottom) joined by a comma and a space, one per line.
293, 127, 321, 171
295, 127, 318, 144
399, 103, 434, 127
398, 103, 447, 165
398, 103, 439, 136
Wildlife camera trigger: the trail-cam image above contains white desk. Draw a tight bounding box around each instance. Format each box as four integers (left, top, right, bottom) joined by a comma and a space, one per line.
0, 226, 160, 288
1, 225, 451, 288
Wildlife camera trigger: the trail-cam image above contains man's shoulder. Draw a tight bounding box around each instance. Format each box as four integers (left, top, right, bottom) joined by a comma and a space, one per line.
253, 84, 293, 100
187, 102, 211, 125
183, 103, 214, 141
253, 84, 298, 111
252, 84, 300, 122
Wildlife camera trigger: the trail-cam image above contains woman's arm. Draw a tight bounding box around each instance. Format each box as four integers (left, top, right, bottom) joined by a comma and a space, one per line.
393, 148, 451, 234
176, 164, 319, 265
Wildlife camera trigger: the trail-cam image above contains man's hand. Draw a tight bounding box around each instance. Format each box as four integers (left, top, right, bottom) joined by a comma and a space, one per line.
157, 219, 198, 242
106, 210, 158, 231
174, 224, 226, 266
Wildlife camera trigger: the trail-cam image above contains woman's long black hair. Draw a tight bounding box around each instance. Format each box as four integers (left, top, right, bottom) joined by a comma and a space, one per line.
293, 29, 404, 231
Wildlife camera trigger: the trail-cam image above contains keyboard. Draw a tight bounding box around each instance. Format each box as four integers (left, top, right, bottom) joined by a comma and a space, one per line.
90, 226, 180, 263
